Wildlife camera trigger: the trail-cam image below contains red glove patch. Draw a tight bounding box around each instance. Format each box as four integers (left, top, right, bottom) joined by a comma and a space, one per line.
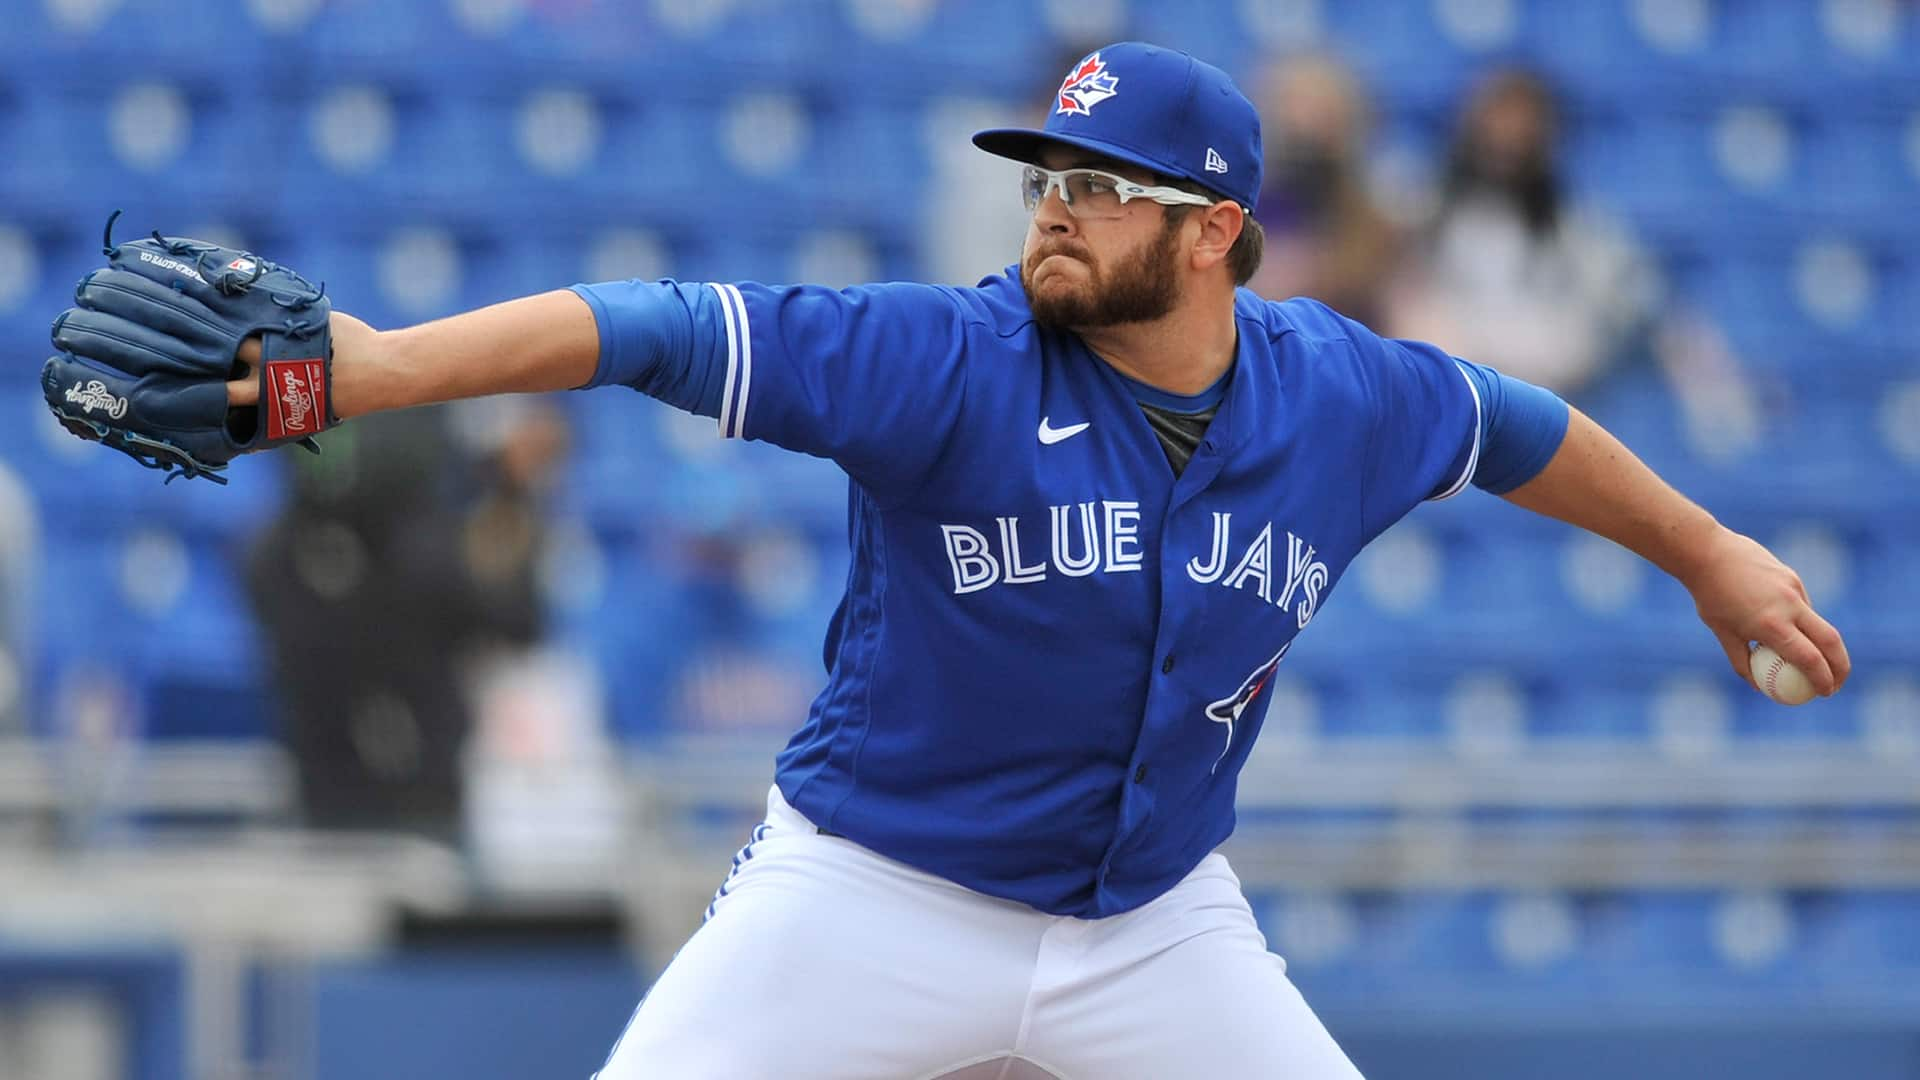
265, 358, 328, 440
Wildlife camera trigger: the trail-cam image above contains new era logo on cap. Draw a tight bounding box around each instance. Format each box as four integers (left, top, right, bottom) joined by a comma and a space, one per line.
971, 42, 1264, 211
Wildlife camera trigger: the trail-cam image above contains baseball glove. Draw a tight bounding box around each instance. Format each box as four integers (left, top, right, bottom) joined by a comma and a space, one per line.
42, 213, 336, 484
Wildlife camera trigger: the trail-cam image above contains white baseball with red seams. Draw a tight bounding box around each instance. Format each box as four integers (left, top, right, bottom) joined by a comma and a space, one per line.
1750, 644, 1817, 705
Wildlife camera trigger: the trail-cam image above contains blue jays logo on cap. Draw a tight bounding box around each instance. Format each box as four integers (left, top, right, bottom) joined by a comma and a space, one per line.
973, 41, 1264, 211
1056, 52, 1120, 116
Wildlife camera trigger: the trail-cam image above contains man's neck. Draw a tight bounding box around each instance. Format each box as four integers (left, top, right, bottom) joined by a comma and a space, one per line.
1075, 295, 1239, 396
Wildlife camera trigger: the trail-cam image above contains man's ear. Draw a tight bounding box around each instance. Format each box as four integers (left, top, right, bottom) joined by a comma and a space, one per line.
1191, 201, 1245, 273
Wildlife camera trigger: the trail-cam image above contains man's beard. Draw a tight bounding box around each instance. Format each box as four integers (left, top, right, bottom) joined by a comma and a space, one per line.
1023, 216, 1183, 329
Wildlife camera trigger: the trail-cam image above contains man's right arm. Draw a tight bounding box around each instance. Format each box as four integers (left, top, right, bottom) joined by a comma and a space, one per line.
227, 289, 602, 417
230, 277, 976, 503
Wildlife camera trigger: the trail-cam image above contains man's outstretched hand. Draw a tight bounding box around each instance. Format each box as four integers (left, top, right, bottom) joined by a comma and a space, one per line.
1685, 527, 1851, 698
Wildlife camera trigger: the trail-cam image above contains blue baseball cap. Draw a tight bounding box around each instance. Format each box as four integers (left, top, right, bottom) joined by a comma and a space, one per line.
973, 42, 1264, 211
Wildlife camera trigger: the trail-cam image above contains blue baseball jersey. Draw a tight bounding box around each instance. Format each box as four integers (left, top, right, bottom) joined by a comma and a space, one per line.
576, 269, 1546, 918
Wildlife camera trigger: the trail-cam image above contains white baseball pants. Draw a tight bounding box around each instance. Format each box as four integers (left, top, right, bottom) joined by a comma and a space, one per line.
595, 787, 1363, 1079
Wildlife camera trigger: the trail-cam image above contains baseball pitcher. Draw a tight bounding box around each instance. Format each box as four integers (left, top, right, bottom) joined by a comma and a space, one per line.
42, 42, 1849, 1079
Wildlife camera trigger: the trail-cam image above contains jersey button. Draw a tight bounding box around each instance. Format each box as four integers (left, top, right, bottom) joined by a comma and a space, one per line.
1161, 655, 1176, 674
1133, 765, 1148, 784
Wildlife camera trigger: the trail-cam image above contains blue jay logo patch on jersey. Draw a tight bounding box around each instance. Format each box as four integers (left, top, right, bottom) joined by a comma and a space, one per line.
1056, 53, 1119, 116
1205, 643, 1290, 771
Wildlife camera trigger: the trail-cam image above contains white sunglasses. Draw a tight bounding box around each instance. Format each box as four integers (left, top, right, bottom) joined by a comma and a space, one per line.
1020, 164, 1218, 219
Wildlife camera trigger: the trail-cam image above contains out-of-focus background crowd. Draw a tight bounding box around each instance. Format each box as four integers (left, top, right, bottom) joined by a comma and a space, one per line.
0, 1, 1916, 1078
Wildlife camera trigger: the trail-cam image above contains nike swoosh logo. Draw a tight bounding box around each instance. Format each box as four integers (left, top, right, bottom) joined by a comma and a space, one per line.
1038, 417, 1090, 445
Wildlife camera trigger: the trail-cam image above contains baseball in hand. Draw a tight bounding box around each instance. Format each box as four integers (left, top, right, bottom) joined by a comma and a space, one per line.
1749, 644, 1816, 705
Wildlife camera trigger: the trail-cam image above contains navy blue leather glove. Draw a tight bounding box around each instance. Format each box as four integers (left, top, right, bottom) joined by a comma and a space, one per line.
42, 214, 334, 483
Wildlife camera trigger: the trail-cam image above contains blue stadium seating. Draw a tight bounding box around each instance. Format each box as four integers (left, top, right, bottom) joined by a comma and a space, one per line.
1528, 676, 1649, 742
0, 2, 246, 81
1882, 257, 1920, 352
1711, 4, 1818, 84
0, 0, 1909, 780
1320, 0, 1499, 107
818, 0, 1056, 99
1799, 893, 1920, 975
268, 86, 497, 221
1315, 676, 1445, 742
1848, 520, 1920, 643
1586, 892, 1729, 972
1525, 1, 1708, 88
1348, 892, 1512, 976
1801, 115, 1920, 226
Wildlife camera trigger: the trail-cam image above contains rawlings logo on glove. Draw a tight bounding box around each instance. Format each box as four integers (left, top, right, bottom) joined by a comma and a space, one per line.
64, 379, 129, 419
41, 212, 336, 483
266, 358, 328, 440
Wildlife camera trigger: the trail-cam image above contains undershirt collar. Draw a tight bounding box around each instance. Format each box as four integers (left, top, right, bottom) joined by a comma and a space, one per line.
1113, 365, 1232, 415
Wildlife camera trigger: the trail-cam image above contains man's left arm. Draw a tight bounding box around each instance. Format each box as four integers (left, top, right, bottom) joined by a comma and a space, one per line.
1500, 407, 1851, 696
1341, 306, 1848, 698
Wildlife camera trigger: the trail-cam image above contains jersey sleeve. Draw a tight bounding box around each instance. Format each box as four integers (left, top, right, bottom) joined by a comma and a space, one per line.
718, 280, 974, 500
574, 277, 975, 502
1452, 358, 1571, 495
1341, 310, 1484, 537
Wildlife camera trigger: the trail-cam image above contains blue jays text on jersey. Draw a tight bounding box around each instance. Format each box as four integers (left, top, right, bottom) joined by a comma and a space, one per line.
940, 505, 1330, 629
571, 269, 1567, 919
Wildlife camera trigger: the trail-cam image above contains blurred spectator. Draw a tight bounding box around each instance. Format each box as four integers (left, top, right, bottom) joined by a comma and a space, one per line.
1246, 52, 1401, 327
243, 401, 568, 845
1386, 68, 1653, 399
